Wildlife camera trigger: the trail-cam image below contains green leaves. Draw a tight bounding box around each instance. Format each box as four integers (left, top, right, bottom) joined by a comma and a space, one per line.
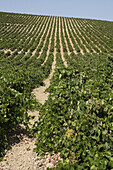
0, 11, 113, 168
0, 69, 39, 159
34, 54, 113, 169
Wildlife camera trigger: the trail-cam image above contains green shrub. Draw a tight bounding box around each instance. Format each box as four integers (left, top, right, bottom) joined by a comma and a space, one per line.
33, 54, 113, 169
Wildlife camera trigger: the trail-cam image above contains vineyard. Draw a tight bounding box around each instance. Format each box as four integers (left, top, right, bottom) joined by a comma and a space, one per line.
0, 12, 113, 169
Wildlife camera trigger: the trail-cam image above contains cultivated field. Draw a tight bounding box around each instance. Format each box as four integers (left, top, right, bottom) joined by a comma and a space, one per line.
0, 12, 113, 169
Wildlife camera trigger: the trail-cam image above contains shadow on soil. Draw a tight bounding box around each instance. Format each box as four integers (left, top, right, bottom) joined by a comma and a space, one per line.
6, 124, 32, 147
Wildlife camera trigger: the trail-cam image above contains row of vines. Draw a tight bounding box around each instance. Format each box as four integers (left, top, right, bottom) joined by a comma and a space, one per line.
0, 12, 113, 169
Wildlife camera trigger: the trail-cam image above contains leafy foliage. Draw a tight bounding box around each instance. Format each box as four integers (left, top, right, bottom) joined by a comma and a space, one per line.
0, 69, 39, 158
33, 54, 113, 169
0, 12, 113, 168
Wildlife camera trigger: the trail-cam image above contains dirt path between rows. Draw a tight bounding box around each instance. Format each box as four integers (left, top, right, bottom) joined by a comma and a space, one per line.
59, 18, 68, 67
0, 19, 61, 170
63, 18, 79, 55
37, 17, 52, 59
41, 18, 55, 66
61, 18, 71, 56
68, 19, 89, 53
30, 17, 49, 58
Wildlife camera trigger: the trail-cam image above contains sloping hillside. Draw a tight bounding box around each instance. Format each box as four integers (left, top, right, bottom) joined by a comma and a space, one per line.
0, 12, 113, 169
